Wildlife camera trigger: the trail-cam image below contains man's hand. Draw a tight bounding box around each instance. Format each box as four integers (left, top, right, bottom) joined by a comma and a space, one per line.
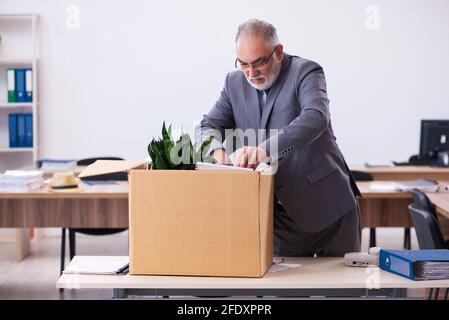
235, 146, 270, 169
211, 149, 233, 165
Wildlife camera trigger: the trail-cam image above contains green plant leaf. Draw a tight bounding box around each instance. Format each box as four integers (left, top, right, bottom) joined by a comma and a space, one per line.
200, 136, 213, 162
148, 122, 208, 170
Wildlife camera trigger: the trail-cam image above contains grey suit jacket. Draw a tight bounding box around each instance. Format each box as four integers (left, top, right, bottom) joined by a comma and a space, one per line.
197, 53, 361, 233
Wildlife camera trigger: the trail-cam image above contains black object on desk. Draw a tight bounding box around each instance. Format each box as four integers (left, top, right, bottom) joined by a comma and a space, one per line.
393, 154, 449, 167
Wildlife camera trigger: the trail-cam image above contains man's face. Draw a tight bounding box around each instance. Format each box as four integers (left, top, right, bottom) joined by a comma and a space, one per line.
236, 36, 283, 90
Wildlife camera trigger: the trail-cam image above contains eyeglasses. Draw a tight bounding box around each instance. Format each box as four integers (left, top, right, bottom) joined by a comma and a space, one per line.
235, 47, 277, 70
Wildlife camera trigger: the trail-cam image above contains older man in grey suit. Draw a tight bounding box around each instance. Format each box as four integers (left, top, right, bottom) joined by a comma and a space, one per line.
197, 19, 361, 257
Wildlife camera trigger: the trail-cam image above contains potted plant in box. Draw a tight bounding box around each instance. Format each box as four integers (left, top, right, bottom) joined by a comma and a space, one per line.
147, 122, 215, 169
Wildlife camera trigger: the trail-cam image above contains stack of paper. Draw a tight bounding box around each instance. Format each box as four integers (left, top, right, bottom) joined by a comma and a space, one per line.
195, 162, 254, 172
0, 170, 44, 192
195, 162, 271, 173
38, 159, 77, 172
393, 179, 439, 192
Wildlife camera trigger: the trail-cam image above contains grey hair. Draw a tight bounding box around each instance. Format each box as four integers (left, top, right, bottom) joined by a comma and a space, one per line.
235, 19, 279, 48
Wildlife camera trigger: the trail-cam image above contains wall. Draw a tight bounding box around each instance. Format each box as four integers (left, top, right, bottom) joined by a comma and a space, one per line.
1, 0, 449, 167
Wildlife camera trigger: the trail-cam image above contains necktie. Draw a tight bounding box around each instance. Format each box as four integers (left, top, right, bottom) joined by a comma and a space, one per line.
260, 90, 267, 116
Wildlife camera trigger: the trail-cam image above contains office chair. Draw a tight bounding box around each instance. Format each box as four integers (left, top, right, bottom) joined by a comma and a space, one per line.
409, 188, 437, 217
408, 203, 449, 300
408, 188, 439, 258
351, 171, 377, 248
60, 156, 128, 276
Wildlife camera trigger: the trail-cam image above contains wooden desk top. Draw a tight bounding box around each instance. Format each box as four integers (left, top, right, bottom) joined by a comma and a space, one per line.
0, 181, 128, 199
0, 179, 445, 204
356, 181, 411, 199
56, 256, 449, 290
426, 192, 449, 218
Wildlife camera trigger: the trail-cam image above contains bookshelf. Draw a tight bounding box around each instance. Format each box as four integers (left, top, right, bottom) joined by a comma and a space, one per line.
0, 14, 39, 172
0, 14, 40, 261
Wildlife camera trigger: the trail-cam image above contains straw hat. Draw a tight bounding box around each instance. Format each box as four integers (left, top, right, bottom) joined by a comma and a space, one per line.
49, 171, 81, 192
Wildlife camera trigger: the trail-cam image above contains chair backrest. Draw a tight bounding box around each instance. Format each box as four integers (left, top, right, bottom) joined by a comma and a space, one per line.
409, 188, 438, 217
351, 170, 374, 182
408, 203, 446, 249
77, 156, 127, 181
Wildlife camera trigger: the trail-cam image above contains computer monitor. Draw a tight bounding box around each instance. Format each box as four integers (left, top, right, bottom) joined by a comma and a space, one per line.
419, 120, 449, 158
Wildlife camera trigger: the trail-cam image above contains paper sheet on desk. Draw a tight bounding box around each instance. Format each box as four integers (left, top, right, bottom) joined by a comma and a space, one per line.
63, 257, 129, 275
369, 182, 397, 191
269, 263, 301, 273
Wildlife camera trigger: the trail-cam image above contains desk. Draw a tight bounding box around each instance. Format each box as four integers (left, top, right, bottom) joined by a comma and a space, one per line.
0, 182, 128, 261
357, 181, 413, 228
350, 165, 449, 181
3, 181, 448, 261
56, 256, 449, 298
357, 181, 449, 246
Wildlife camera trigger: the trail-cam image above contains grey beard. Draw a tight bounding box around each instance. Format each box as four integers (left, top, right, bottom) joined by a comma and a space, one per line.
245, 60, 282, 90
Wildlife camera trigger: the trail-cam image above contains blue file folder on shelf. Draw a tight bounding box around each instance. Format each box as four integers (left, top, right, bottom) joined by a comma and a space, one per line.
8, 113, 18, 148
379, 249, 449, 280
17, 114, 26, 147
25, 113, 33, 147
15, 69, 26, 102
25, 69, 33, 102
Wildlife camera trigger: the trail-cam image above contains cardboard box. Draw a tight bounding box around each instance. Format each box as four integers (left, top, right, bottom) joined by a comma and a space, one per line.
79, 160, 274, 278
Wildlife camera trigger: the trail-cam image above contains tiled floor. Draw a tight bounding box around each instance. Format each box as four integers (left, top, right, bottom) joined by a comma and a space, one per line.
0, 227, 422, 299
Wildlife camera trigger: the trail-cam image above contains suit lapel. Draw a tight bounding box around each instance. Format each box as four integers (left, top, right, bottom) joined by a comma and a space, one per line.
242, 77, 261, 129
260, 54, 292, 129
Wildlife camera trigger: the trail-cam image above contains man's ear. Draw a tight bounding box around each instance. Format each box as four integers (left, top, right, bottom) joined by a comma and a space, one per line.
275, 44, 284, 60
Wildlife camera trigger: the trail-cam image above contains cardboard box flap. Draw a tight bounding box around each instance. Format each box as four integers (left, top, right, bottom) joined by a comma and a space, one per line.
78, 160, 147, 178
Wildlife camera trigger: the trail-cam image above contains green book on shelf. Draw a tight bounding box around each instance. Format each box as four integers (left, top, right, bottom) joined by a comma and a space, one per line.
7, 68, 16, 103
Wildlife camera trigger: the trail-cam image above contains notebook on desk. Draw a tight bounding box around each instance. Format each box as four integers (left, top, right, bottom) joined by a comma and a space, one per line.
62, 256, 129, 275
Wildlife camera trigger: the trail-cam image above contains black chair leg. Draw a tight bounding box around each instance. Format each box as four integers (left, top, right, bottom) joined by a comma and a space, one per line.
59, 228, 66, 292
434, 288, 440, 300
69, 229, 76, 260
428, 288, 434, 300
444, 288, 448, 300
404, 228, 411, 250
60, 228, 66, 275
369, 228, 376, 248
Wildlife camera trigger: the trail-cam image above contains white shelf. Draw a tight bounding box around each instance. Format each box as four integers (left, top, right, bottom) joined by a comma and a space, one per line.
0, 58, 35, 65
0, 103, 34, 108
0, 148, 34, 153
0, 14, 38, 20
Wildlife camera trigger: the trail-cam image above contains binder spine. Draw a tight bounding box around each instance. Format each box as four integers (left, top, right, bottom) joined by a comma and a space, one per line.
7, 69, 16, 103
379, 250, 414, 280
25, 69, 33, 102
17, 114, 26, 147
25, 113, 33, 147
8, 113, 18, 148
15, 69, 26, 102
